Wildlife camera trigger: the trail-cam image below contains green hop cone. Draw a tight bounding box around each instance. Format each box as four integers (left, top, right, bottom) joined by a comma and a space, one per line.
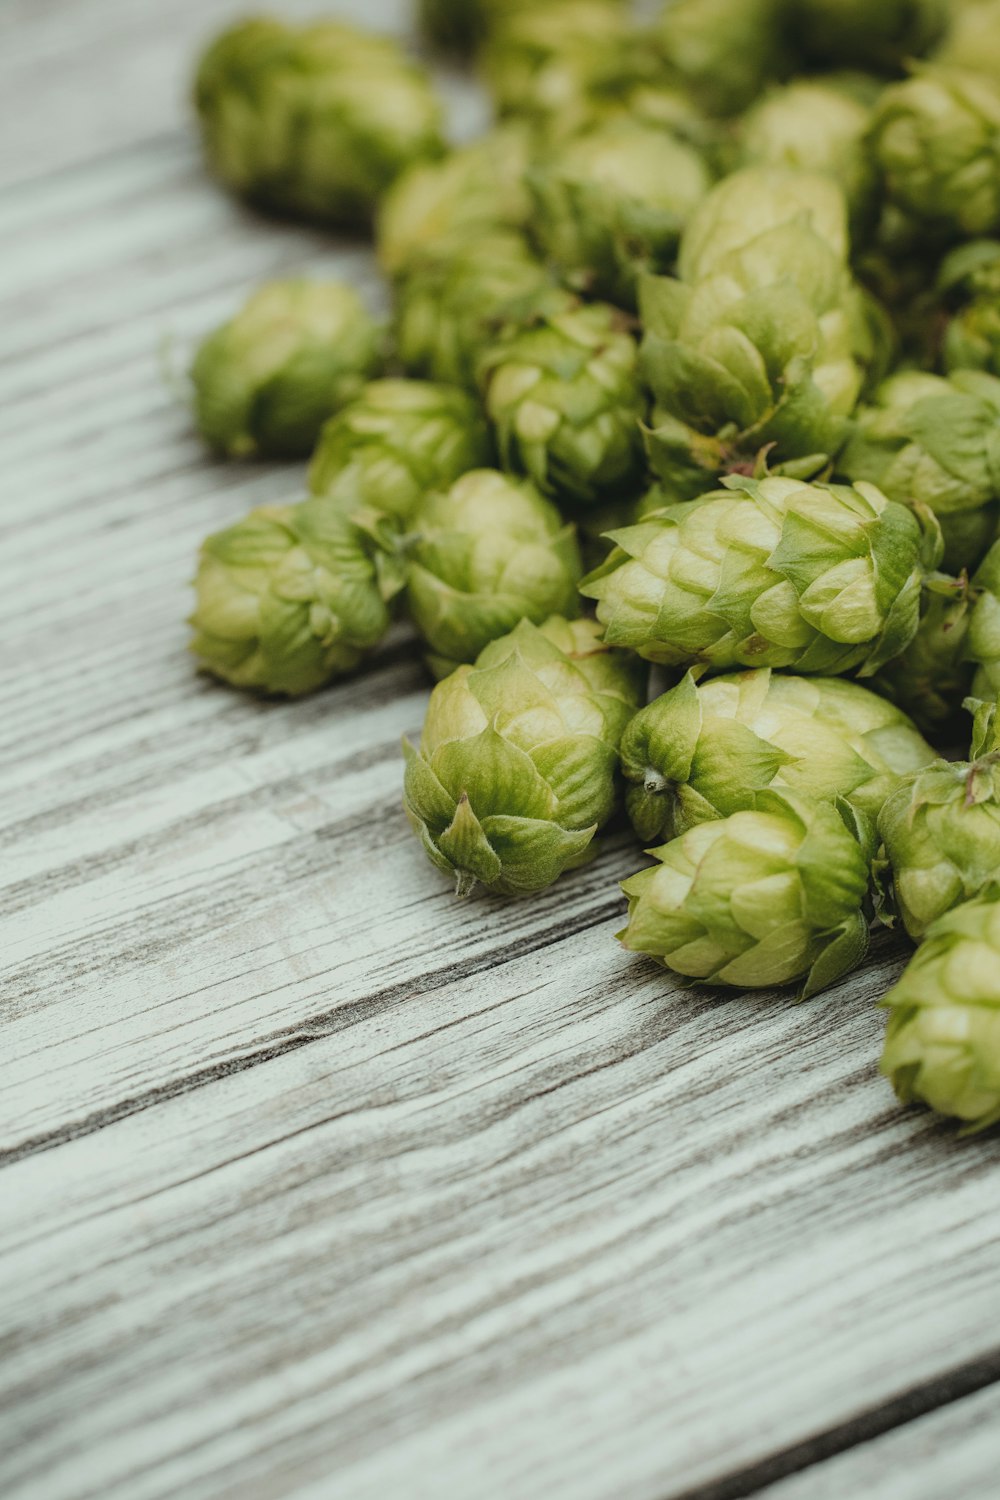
786, 0, 948, 71
939, 239, 1000, 377
838, 370, 1000, 572
307, 380, 492, 530
483, 2, 637, 129
620, 667, 936, 844
190, 281, 382, 461
881, 890, 1000, 1130
968, 694, 1000, 759
736, 80, 878, 239
871, 66, 1000, 240
967, 540, 1000, 700
937, 0, 1000, 80
676, 165, 850, 285
878, 755, 1000, 941
581, 474, 939, 677
641, 170, 866, 472
193, 18, 445, 225
190, 497, 397, 697
419, 0, 629, 57
653, 0, 789, 119
619, 790, 874, 998
477, 300, 647, 508
874, 574, 977, 736
376, 126, 532, 280
526, 118, 712, 308
403, 615, 645, 896
394, 230, 564, 390
406, 469, 583, 678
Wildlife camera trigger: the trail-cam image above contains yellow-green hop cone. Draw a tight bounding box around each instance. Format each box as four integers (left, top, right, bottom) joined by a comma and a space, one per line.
653, 0, 789, 119
878, 756, 1000, 942
394, 231, 565, 390
619, 790, 873, 998
581, 474, 939, 677
308, 380, 492, 529
525, 118, 712, 308
190, 497, 396, 697
406, 469, 583, 678
676, 165, 850, 284
620, 668, 936, 845
881, 891, 1000, 1131
376, 126, 533, 280
403, 616, 645, 897
641, 170, 865, 471
191, 281, 381, 461
483, 2, 638, 130
419, 0, 628, 57
939, 239, 1000, 378
736, 81, 878, 239
787, 0, 948, 72
839, 371, 1000, 576
873, 574, 977, 736
968, 694, 1000, 759
967, 540, 1000, 700
478, 301, 646, 508
937, 0, 1000, 81
871, 67, 1000, 240
193, 18, 444, 225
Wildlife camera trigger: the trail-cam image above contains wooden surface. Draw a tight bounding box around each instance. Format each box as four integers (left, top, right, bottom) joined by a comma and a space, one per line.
3, 3, 999, 1497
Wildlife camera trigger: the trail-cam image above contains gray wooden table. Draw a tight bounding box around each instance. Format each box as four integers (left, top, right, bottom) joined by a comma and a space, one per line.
3, 3, 1000, 1497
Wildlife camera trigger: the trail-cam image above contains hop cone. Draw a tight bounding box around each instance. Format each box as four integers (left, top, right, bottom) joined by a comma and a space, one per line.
484, 2, 638, 129
736, 81, 877, 238
939, 239, 1000, 378
403, 616, 645, 896
419, 0, 628, 57
641, 170, 866, 471
839, 371, 1000, 546
190, 281, 381, 460
938, 1, 1000, 83
477, 301, 647, 508
881, 890, 1000, 1130
376, 126, 532, 280
526, 118, 712, 308
969, 694, 1000, 760
406, 470, 582, 678
874, 574, 977, 735
879, 755, 1000, 941
967, 540, 1000, 700
308, 380, 492, 529
786, 0, 948, 71
190, 498, 396, 697
653, 0, 789, 119
676, 165, 850, 284
193, 19, 444, 225
394, 231, 564, 390
620, 790, 873, 998
872, 67, 1000, 240
620, 667, 936, 844
581, 474, 938, 677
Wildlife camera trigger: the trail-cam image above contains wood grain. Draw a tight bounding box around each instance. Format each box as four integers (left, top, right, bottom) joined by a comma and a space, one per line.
2, 3, 1000, 1498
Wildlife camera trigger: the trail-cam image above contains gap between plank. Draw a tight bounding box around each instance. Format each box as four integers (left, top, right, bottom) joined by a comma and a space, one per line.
669, 1345, 1000, 1500
0, 896, 624, 1169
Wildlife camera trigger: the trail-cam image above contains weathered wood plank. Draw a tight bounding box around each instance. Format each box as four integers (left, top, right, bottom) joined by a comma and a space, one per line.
756, 1387, 1000, 1500
2, 931, 999, 1500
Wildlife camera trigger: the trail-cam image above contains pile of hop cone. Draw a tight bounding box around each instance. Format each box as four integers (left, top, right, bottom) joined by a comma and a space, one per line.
186, 0, 1000, 1133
